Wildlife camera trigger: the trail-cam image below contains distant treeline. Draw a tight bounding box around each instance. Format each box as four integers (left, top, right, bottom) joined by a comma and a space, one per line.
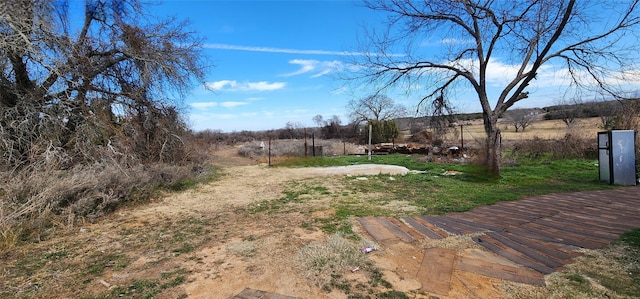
542, 98, 640, 120
194, 99, 639, 145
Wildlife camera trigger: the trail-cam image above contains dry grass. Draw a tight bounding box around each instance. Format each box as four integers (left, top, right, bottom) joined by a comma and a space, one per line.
501, 243, 640, 299
297, 233, 374, 287
457, 117, 603, 144
0, 162, 211, 251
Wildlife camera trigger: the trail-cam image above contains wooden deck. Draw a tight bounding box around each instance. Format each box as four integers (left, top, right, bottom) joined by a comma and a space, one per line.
356, 186, 640, 296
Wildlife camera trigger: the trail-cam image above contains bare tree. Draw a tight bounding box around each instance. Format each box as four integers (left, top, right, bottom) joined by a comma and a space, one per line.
347, 94, 406, 125
352, 0, 640, 175
553, 97, 583, 128
0, 0, 206, 169
505, 109, 538, 132
312, 114, 324, 127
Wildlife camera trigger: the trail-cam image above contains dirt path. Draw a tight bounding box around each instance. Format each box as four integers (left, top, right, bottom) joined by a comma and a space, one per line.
116, 147, 420, 298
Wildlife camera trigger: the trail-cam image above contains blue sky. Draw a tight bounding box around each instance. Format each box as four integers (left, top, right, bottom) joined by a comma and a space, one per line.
154, 0, 385, 132
150, 1, 640, 132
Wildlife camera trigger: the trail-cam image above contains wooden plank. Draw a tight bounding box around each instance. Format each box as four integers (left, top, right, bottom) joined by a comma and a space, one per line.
473, 235, 555, 274
416, 247, 456, 296
526, 221, 610, 249
356, 217, 399, 242
386, 217, 425, 241
402, 217, 445, 239
421, 216, 465, 235
541, 216, 618, 240
376, 217, 415, 243
478, 204, 546, 222
460, 208, 532, 227
435, 216, 487, 234
523, 222, 609, 249
556, 211, 632, 233
443, 214, 505, 232
486, 232, 565, 269
410, 216, 450, 238
498, 231, 580, 260
502, 225, 567, 244
455, 256, 546, 286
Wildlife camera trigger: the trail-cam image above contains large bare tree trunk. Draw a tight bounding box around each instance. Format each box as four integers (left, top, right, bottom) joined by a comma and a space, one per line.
483, 114, 501, 177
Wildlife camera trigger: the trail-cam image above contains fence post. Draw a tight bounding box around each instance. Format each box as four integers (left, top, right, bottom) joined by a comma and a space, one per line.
268, 137, 272, 166
304, 128, 308, 157
368, 124, 372, 161
460, 124, 464, 149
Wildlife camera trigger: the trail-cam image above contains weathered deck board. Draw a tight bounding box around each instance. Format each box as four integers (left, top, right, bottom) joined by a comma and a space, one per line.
402, 216, 446, 239
356, 217, 399, 242
376, 217, 416, 243
455, 256, 546, 286
473, 235, 555, 274
386, 217, 426, 241
416, 248, 456, 296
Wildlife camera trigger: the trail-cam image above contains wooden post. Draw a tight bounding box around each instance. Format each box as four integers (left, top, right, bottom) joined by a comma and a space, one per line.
304, 128, 308, 157
460, 124, 464, 149
368, 124, 372, 161
268, 137, 272, 166
312, 133, 316, 157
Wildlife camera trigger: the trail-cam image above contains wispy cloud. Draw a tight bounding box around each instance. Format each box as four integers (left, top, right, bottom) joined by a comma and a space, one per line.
221, 101, 248, 108
190, 102, 218, 109
282, 59, 343, 77
204, 43, 405, 57
205, 80, 286, 92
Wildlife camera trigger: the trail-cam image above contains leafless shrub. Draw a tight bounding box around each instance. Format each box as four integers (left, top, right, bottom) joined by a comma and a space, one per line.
0, 161, 202, 245
510, 133, 596, 160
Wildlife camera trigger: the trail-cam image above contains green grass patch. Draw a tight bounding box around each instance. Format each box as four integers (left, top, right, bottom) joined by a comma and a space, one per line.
84, 253, 129, 277
620, 228, 640, 249
83, 268, 189, 299
332, 156, 614, 215
248, 182, 331, 214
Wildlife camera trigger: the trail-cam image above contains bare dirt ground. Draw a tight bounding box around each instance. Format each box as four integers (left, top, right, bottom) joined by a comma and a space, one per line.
113, 147, 512, 298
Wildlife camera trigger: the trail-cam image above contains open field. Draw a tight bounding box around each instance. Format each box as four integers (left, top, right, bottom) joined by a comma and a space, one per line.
454, 117, 603, 146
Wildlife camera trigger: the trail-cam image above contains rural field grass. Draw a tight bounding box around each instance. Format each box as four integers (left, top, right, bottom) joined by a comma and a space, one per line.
0, 118, 638, 298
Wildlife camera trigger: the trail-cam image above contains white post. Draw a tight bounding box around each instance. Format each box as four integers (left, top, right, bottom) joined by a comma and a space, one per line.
368, 124, 372, 161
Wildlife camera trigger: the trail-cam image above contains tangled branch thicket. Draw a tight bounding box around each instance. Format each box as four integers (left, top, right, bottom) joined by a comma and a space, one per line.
0, 0, 210, 245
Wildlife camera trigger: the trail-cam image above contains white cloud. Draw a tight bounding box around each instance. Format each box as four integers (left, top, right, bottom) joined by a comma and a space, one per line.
221, 101, 248, 108
206, 80, 237, 91
204, 43, 406, 57
190, 102, 218, 109
245, 81, 286, 91
205, 80, 286, 92
282, 59, 343, 77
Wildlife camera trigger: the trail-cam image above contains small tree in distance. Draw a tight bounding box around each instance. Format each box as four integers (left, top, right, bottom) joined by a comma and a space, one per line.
505, 109, 538, 133
347, 94, 407, 125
